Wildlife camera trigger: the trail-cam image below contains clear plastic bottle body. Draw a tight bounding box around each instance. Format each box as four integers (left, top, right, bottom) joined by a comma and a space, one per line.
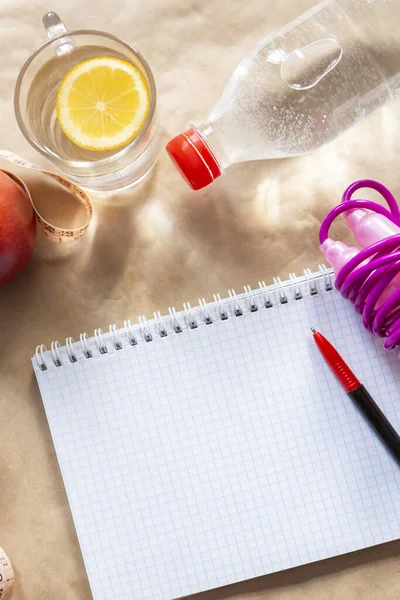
198, 0, 400, 168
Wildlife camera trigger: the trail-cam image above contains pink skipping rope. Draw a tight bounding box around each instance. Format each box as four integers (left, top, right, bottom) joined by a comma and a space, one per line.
319, 179, 400, 351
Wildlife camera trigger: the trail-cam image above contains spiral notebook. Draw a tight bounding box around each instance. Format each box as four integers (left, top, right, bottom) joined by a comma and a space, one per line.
33, 267, 400, 600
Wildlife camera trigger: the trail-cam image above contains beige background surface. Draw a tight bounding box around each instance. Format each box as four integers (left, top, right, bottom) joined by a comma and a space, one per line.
1, 0, 400, 598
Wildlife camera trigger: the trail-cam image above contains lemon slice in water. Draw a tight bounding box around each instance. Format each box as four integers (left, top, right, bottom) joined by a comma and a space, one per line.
56, 57, 150, 151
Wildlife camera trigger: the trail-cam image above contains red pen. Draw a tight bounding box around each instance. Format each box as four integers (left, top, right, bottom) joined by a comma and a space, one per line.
311, 328, 400, 465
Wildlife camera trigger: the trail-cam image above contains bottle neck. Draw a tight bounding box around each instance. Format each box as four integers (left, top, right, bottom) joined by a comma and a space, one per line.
196, 122, 229, 171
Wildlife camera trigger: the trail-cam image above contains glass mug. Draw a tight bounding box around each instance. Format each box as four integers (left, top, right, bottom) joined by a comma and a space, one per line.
14, 13, 159, 192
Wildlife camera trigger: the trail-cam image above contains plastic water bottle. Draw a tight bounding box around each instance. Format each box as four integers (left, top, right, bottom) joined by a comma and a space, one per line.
166, 0, 400, 190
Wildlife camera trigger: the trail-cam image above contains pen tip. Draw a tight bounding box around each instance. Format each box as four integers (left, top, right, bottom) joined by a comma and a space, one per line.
310, 327, 317, 334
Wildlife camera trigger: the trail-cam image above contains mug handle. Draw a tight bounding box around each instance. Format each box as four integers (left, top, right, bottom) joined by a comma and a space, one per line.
42, 12, 74, 56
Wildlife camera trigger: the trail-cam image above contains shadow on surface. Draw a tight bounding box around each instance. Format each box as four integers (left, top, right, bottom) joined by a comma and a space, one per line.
186, 540, 400, 599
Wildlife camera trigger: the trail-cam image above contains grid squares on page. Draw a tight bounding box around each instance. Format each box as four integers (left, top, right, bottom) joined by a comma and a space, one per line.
34, 288, 400, 600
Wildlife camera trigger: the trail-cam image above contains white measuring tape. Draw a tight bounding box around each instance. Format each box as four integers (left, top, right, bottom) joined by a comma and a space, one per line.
0, 150, 93, 243
0, 547, 14, 599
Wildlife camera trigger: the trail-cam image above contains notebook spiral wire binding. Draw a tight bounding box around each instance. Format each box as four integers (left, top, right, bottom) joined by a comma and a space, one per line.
35, 265, 334, 371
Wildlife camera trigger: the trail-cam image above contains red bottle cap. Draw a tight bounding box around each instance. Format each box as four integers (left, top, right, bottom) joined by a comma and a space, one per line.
166, 128, 222, 190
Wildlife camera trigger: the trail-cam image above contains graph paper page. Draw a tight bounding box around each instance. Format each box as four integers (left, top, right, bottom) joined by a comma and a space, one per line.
34, 289, 400, 600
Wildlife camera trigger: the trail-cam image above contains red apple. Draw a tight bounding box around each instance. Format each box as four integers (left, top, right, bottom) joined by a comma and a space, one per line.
0, 171, 36, 285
